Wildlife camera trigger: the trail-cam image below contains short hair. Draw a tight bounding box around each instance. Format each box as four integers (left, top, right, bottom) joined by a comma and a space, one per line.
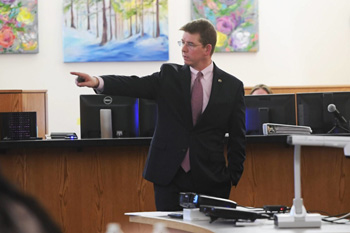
250, 84, 273, 94
180, 18, 217, 55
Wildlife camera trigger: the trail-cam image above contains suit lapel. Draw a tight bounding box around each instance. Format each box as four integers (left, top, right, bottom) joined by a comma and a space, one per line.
206, 65, 224, 110
196, 64, 225, 126
180, 64, 225, 128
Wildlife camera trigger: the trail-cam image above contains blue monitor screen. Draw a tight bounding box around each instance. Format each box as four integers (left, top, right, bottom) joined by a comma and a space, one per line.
139, 98, 158, 137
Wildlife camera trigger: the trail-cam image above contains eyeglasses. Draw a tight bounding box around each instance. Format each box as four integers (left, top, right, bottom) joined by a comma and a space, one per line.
177, 40, 201, 49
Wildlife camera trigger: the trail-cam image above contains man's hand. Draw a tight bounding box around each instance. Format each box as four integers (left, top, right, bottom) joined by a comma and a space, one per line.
71, 72, 99, 88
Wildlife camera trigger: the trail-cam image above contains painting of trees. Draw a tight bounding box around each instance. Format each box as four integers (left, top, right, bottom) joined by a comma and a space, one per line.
63, 0, 168, 62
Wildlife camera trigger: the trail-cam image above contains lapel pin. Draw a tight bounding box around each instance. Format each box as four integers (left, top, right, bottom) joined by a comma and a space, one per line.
218, 79, 222, 83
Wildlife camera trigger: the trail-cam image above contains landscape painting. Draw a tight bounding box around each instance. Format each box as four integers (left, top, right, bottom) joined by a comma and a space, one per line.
191, 0, 259, 52
0, 0, 38, 54
63, 0, 169, 62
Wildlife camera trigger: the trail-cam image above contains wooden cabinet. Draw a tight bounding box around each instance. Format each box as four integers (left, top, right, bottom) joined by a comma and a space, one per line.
0, 90, 48, 138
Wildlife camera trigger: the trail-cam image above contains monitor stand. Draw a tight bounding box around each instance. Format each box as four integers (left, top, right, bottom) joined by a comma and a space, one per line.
258, 107, 269, 135
327, 119, 350, 134
274, 145, 321, 228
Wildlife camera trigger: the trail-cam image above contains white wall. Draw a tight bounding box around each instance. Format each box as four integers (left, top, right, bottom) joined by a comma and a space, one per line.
0, 0, 349, 136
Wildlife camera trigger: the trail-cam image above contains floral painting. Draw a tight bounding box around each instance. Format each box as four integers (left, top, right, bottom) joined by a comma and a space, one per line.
0, 0, 38, 54
63, 0, 169, 63
192, 0, 258, 52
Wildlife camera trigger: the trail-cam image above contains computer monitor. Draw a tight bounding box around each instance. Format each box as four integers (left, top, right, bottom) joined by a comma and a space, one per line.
139, 98, 158, 137
80, 95, 139, 138
296, 92, 350, 134
0, 112, 37, 140
245, 94, 296, 135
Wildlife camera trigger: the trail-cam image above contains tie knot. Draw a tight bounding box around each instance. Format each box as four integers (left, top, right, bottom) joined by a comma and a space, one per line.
196, 71, 203, 79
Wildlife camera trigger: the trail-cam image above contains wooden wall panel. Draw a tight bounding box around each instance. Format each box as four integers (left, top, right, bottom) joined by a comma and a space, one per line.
231, 143, 295, 207
245, 85, 350, 95
1, 143, 349, 233
0, 145, 155, 233
22, 92, 48, 137
0, 93, 22, 112
300, 146, 349, 215
231, 144, 350, 216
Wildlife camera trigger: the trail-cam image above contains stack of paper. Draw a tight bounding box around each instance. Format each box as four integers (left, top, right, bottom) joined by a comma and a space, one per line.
262, 123, 312, 135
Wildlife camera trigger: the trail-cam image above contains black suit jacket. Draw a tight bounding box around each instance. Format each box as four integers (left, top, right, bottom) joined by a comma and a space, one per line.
100, 63, 246, 191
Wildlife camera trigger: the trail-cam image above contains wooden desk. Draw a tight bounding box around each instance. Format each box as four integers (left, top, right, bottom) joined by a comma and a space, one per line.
0, 136, 349, 233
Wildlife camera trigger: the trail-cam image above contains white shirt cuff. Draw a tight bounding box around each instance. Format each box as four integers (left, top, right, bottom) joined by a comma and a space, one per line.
94, 76, 104, 93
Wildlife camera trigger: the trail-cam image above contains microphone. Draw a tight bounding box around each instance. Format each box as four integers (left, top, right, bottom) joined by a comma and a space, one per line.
327, 104, 348, 124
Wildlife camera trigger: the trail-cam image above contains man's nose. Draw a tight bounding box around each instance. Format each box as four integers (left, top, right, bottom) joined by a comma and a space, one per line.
181, 44, 188, 52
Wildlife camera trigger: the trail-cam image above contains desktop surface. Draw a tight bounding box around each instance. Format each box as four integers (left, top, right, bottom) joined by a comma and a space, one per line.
126, 211, 350, 233
0, 134, 290, 151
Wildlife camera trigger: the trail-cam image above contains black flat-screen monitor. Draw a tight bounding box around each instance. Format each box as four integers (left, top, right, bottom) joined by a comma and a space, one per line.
139, 98, 158, 137
245, 94, 296, 135
296, 92, 350, 134
0, 112, 37, 140
80, 95, 139, 138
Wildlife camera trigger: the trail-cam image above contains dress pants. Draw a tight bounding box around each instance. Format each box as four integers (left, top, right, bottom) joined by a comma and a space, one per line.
153, 168, 231, 211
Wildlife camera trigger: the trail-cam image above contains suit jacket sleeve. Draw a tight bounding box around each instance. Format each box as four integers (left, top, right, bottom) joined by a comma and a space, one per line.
98, 72, 161, 100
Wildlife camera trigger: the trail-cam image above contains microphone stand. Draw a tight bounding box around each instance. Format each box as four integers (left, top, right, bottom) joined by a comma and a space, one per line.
327, 118, 350, 134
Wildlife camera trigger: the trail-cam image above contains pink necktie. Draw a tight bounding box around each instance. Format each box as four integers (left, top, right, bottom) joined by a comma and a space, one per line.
181, 72, 203, 172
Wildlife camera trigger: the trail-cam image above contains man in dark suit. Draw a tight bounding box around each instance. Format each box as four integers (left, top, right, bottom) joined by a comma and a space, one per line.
71, 19, 246, 211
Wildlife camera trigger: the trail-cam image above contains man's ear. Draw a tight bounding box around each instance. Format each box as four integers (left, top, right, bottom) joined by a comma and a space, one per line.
205, 44, 212, 55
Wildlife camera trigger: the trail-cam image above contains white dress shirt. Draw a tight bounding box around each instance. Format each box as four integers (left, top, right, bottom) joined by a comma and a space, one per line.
190, 62, 214, 113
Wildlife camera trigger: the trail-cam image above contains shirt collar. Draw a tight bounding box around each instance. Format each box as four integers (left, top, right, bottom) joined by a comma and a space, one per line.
190, 62, 214, 79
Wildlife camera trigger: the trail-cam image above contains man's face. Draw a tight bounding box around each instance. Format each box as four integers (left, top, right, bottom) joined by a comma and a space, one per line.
180, 32, 209, 71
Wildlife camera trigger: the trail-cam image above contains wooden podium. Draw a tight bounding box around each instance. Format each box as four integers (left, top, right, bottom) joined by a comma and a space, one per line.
0, 90, 48, 138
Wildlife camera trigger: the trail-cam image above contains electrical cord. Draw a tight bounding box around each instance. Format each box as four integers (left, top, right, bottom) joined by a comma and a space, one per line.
308, 209, 350, 224
238, 205, 350, 224
236, 205, 291, 220
322, 212, 350, 224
